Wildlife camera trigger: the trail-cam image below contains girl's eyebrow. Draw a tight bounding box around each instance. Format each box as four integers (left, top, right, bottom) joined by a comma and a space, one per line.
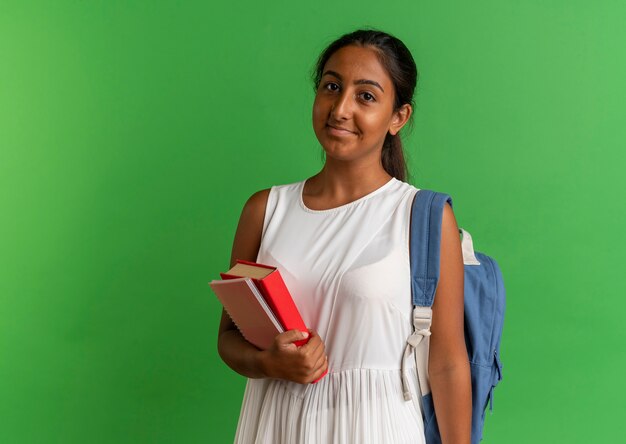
322, 70, 385, 93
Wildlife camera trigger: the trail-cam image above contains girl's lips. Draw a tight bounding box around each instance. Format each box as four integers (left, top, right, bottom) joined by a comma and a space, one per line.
326, 124, 356, 136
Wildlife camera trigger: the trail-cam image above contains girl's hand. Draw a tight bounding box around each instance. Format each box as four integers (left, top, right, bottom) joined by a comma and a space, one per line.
259, 329, 328, 384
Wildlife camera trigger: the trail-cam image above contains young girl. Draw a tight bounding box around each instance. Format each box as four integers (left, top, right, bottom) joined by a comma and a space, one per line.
218, 29, 471, 444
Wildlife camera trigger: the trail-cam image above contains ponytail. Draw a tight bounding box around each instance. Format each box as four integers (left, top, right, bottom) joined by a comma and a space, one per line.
382, 132, 407, 182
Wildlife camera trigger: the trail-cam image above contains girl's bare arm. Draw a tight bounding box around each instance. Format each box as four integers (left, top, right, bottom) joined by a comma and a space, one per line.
428, 203, 472, 444
217, 190, 327, 383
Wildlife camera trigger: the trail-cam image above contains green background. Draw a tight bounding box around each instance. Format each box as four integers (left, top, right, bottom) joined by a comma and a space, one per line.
2, 0, 625, 442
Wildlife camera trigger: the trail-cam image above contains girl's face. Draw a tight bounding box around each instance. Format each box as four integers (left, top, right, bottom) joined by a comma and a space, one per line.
312, 45, 410, 166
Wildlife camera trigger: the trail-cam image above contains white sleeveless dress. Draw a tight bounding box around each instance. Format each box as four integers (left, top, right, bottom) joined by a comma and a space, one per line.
234, 177, 425, 444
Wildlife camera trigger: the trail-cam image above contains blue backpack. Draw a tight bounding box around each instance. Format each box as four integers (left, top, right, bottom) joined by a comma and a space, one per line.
400, 189, 505, 444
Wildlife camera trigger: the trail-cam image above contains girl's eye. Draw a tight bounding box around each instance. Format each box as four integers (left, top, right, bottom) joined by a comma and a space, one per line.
360, 92, 376, 102
325, 82, 339, 92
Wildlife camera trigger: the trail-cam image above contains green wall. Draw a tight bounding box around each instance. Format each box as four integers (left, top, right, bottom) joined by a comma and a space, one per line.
1, 1, 624, 442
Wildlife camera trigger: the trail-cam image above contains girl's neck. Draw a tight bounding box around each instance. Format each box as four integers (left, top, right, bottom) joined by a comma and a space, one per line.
302, 162, 393, 208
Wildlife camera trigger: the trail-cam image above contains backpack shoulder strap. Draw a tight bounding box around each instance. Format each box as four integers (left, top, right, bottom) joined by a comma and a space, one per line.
409, 189, 453, 307
402, 189, 453, 402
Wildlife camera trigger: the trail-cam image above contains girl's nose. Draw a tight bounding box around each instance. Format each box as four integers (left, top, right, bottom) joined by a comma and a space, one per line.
330, 91, 353, 120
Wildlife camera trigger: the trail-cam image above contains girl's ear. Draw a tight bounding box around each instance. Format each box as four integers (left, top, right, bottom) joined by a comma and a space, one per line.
389, 104, 412, 136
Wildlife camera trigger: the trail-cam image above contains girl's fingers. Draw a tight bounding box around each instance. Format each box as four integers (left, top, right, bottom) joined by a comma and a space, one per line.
308, 355, 329, 383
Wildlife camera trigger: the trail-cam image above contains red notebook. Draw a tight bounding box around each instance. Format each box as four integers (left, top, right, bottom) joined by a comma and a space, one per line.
213, 260, 328, 383
220, 260, 308, 347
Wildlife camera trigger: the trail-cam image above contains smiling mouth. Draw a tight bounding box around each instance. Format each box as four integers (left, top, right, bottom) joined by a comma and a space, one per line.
326, 124, 356, 136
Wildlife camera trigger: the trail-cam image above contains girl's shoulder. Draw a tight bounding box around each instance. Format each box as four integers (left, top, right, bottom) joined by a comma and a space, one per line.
243, 179, 305, 210
240, 188, 271, 221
